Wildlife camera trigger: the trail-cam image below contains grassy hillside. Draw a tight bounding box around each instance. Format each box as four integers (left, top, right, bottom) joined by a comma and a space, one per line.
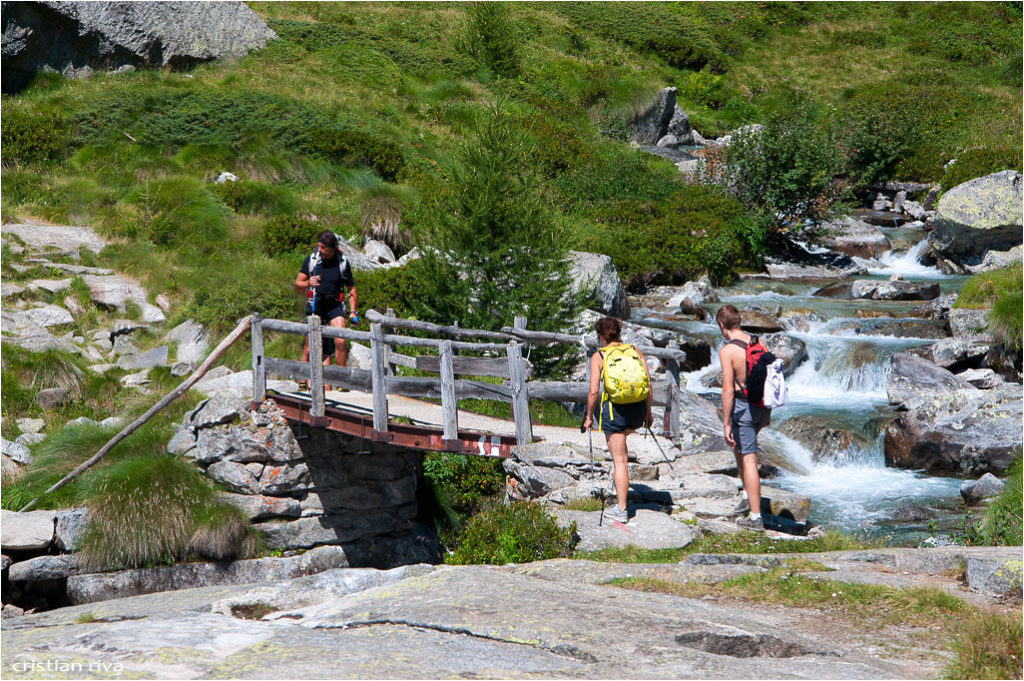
2, 2, 1021, 565
4, 3, 1019, 324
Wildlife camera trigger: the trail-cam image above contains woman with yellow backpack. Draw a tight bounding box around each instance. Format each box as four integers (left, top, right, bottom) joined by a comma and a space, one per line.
582, 317, 653, 524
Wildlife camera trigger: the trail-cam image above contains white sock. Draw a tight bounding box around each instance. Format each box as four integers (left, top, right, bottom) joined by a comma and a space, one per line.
749, 512, 761, 520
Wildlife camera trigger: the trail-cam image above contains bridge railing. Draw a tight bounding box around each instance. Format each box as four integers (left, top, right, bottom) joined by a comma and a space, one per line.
251, 310, 687, 446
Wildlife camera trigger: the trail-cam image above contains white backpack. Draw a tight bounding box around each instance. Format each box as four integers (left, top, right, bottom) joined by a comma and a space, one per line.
761, 359, 788, 409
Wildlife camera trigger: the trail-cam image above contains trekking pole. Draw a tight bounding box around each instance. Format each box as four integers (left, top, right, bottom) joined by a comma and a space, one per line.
646, 425, 675, 470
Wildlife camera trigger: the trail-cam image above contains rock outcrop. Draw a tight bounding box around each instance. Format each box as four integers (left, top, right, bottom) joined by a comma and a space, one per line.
813, 216, 892, 259
2, 1, 277, 93
567, 251, 630, 318
931, 170, 1023, 267
884, 353, 1022, 476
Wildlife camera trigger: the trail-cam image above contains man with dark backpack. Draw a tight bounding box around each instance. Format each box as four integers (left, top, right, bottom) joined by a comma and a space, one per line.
716, 304, 775, 530
294, 231, 358, 374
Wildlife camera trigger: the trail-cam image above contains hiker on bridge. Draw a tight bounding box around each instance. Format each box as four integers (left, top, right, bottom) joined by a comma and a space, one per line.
717, 303, 770, 531
294, 230, 358, 369
583, 317, 652, 525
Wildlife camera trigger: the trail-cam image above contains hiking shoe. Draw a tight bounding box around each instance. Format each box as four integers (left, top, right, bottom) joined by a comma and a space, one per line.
733, 497, 750, 514
736, 515, 764, 531
604, 506, 629, 524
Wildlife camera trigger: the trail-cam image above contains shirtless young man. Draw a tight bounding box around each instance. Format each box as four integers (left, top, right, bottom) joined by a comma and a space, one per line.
717, 304, 769, 530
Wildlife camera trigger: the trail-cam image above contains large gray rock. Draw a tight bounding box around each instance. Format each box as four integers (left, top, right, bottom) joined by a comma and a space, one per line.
948, 308, 989, 337
2, 1, 277, 93
0, 222, 107, 254
65, 545, 349, 605
931, 170, 1023, 266
886, 352, 978, 411
0, 312, 82, 354
568, 251, 629, 318
630, 87, 677, 145
80, 274, 165, 322
762, 333, 807, 376
164, 320, 209, 364
959, 473, 1006, 505
966, 244, 1023, 274
259, 463, 313, 495
7, 554, 79, 581
814, 279, 940, 301
186, 397, 250, 431
11, 304, 74, 327
206, 461, 261, 495
116, 345, 169, 370
669, 276, 717, 317
814, 217, 891, 259
965, 556, 1022, 599
885, 382, 1022, 476
363, 239, 396, 264
504, 460, 575, 497
1, 438, 32, 465
552, 509, 699, 552
0, 509, 55, 550
54, 507, 89, 552
218, 492, 302, 521
193, 369, 297, 400
917, 336, 991, 369
257, 509, 415, 551
193, 421, 305, 464
825, 318, 949, 340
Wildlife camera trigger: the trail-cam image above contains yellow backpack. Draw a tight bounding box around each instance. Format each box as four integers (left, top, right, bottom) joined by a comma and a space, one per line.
600, 343, 650, 405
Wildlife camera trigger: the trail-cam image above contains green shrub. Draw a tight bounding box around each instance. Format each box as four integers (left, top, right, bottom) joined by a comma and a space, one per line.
423, 452, 505, 512
260, 215, 321, 256
181, 254, 301, 335
447, 500, 577, 565
303, 127, 404, 181
210, 179, 299, 216
586, 186, 757, 289
352, 263, 428, 322
1, 109, 69, 166
78, 455, 259, 570
550, 3, 723, 71
941, 146, 1024, 190
680, 68, 725, 109
706, 100, 845, 235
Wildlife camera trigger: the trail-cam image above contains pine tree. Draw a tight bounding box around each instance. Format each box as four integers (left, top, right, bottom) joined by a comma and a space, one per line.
414, 106, 582, 376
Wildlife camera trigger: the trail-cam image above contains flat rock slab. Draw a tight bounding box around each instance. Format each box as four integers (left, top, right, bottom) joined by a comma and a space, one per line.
1, 223, 107, 255
5, 547, 1018, 679
553, 509, 701, 551
0, 509, 55, 551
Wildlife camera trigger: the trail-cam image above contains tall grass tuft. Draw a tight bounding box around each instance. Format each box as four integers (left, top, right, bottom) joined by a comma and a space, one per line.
189, 503, 263, 561
78, 455, 256, 571
944, 609, 1024, 680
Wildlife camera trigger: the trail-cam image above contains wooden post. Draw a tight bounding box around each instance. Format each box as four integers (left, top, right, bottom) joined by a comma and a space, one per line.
251, 313, 266, 403
507, 340, 533, 445
371, 322, 389, 434
308, 315, 325, 420
439, 340, 457, 441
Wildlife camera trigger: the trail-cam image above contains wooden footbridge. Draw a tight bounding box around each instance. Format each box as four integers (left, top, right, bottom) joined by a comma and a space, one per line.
251, 310, 689, 458
19, 310, 687, 511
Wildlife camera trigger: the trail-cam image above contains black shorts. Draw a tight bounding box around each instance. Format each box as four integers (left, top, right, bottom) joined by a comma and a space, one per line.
598, 399, 646, 434
304, 304, 345, 357
304, 303, 346, 324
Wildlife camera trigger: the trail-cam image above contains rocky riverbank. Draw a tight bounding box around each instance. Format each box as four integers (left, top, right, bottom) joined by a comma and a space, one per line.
2, 546, 1020, 679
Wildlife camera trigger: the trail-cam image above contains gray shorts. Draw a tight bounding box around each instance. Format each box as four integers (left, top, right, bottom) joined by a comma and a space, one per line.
732, 398, 770, 455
